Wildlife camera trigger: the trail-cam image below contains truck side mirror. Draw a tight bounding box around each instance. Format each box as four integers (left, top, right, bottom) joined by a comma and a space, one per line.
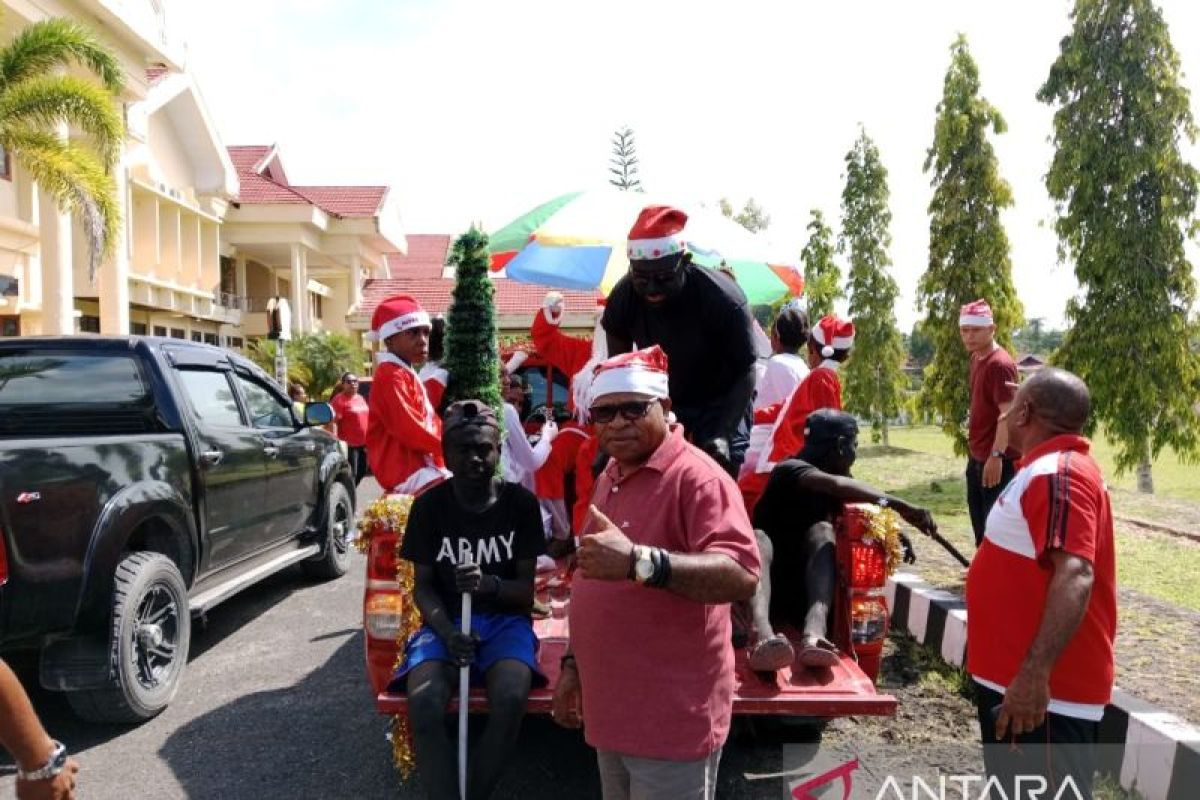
303, 401, 334, 427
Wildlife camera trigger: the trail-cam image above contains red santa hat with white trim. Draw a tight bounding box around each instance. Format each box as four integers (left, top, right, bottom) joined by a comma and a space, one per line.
627, 206, 688, 261
959, 299, 994, 327
588, 345, 670, 404
367, 294, 431, 342
812, 315, 856, 359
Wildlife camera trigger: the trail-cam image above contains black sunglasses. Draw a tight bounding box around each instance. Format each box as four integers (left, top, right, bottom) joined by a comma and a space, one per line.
589, 399, 658, 424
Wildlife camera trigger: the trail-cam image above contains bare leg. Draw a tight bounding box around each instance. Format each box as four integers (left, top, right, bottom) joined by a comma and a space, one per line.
406, 660, 459, 800
469, 659, 532, 800
747, 529, 794, 671
800, 521, 837, 640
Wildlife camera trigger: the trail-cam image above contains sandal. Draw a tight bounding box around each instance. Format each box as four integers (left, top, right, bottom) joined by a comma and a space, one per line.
797, 635, 839, 669
749, 633, 795, 672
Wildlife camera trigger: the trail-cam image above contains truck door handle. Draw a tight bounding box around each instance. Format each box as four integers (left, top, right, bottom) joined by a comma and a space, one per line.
200, 450, 223, 466
263, 445, 280, 457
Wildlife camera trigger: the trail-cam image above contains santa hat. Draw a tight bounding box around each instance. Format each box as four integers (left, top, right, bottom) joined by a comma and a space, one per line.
812, 315, 855, 359
627, 206, 688, 261
504, 350, 529, 373
959, 299, 994, 327
367, 294, 431, 342
589, 345, 670, 403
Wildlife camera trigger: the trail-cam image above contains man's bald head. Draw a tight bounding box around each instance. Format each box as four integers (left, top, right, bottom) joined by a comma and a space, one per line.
1020, 367, 1090, 434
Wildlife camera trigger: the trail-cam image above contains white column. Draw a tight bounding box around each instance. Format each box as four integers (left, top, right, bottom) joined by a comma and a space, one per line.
99, 159, 131, 334
235, 255, 247, 301
289, 243, 307, 333
38, 186, 74, 335
349, 254, 363, 309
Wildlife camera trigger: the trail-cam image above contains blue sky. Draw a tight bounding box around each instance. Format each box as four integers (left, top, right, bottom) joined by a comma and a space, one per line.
179, 0, 1200, 329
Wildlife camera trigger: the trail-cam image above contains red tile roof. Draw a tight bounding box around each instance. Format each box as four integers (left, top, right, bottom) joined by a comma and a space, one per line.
360, 275, 598, 321
226, 145, 385, 217
383, 235, 453, 279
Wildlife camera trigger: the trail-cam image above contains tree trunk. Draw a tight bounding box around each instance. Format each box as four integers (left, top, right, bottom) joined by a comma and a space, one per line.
881, 418, 890, 447
1136, 440, 1154, 494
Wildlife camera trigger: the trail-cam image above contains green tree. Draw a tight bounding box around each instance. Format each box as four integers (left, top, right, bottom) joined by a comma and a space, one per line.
443, 227, 503, 412
0, 15, 125, 282
247, 332, 365, 400
719, 196, 771, 232
839, 128, 907, 446
908, 322, 935, 367
608, 126, 642, 192
918, 34, 1023, 455
1039, 0, 1200, 493
800, 209, 840, 319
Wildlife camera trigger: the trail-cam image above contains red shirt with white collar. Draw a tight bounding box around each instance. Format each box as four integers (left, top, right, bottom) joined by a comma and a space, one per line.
570, 427, 760, 760
366, 355, 444, 492
966, 434, 1117, 719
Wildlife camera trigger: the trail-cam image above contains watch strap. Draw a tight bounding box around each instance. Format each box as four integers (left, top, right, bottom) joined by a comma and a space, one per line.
17, 740, 67, 781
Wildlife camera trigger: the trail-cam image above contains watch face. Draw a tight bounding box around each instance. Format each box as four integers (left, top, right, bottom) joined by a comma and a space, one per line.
635, 556, 655, 580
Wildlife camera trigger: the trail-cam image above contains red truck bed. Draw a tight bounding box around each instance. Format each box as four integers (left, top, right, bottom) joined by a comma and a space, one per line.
373, 566, 896, 718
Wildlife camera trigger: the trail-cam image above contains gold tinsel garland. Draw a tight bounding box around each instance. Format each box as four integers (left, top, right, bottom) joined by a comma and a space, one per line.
858, 503, 905, 577
356, 494, 421, 779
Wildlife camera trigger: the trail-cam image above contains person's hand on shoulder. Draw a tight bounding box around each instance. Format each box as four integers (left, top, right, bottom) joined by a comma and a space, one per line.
577, 505, 635, 581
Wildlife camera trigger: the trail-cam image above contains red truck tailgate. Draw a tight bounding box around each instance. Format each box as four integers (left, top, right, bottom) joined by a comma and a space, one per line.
375, 605, 895, 718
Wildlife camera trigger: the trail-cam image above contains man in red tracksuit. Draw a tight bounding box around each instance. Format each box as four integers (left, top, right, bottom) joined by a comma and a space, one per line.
366, 294, 450, 495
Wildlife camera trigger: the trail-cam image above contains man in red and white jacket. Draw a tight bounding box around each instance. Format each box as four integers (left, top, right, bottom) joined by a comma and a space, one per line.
967, 367, 1116, 798
365, 295, 450, 495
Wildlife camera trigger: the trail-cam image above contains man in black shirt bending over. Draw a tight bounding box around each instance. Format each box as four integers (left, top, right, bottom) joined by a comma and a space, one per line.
603, 205, 758, 475
394, 400, 547, 800
748, 409, 938, 672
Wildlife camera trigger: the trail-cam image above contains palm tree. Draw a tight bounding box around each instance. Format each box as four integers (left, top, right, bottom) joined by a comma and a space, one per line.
0, 14, 125, 282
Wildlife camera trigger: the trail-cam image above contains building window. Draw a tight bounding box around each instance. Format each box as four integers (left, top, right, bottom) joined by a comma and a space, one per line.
203, 333, 218, 346
0, 145, 10, 181
228, 336, 244, 349
313, 293, 323, 320
190, 331, 203, 343
220, 255, 236, 296
1, 316, 20, 337
153, 325, 168, 337
131, 322, 148, 335
170, 328, 186, 339
79, 315, 101, 333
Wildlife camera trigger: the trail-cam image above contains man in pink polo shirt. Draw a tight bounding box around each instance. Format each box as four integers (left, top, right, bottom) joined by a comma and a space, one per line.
552, 346, 760, 800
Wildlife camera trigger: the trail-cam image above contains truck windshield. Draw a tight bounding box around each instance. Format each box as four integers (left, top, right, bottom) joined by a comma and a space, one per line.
0, 353, 154, 436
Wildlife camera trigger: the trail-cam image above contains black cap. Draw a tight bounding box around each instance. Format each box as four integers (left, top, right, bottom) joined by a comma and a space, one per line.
443, 400, 501, 434
803, 408, 858, 444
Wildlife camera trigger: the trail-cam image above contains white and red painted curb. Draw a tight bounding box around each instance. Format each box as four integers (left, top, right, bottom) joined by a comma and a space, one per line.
886, 572, 1200, 800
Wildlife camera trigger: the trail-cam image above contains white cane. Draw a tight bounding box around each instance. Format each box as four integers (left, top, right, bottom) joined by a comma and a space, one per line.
458, 588, 472, 800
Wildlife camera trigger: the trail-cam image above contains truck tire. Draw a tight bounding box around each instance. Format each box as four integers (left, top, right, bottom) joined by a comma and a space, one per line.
302, 481, 353, 580
67, 552, 190, 723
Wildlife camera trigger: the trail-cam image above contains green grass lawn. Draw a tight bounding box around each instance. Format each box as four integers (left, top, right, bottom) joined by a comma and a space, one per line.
855, 426, 1200, 611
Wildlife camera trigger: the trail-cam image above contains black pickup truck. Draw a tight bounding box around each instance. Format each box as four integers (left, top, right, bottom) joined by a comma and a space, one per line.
0, 337, 354, 723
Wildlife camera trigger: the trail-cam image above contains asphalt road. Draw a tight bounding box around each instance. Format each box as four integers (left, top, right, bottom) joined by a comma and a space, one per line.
0, 482, 913, 799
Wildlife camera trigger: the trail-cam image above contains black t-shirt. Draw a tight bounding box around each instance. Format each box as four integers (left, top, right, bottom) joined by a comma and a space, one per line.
602, 264, 757, 407
753, 459, 843, 561
400, 480, 546, 616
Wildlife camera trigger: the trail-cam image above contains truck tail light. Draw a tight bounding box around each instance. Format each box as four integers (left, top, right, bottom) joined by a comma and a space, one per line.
849, 540, 887, 588
0, 528, 8, 587
850, 590, 888, 645
367, 532, 398, 582
364, 592, 403, 641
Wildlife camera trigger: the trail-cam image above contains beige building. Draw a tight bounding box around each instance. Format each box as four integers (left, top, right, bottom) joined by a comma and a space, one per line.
0, 1, 404, 347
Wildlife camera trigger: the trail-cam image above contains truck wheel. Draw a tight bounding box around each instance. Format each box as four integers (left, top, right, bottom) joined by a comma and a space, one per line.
302, 482, 353, 580
67, 552, 190, 723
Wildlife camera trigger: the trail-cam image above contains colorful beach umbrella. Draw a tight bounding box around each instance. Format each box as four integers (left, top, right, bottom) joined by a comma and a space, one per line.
489, 190, 803, 306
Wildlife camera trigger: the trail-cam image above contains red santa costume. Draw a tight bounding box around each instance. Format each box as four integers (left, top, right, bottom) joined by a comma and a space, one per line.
365, 295, 450, 495
737, 315, 855, 514
529, 291, 606, 538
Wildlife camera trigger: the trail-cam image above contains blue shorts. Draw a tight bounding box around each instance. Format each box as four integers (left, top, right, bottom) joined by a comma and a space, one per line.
389, 612, 548, 692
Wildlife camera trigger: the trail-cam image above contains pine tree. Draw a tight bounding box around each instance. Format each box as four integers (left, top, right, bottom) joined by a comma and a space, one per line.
918, 34, 1023, 455
800, 209, 840, 320
1039, 0, 1200, 493
442, 227, 503, 412
608, 126, 642, 192
839, 128, 907, 445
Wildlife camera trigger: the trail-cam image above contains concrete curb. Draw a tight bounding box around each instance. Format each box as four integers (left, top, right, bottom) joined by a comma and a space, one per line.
886, 572, 1200, 800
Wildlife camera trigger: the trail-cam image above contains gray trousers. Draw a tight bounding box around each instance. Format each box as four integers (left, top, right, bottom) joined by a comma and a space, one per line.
596, 748, 723, 800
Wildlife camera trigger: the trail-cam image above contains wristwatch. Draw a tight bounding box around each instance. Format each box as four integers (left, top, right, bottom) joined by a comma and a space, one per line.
989, 449, 1005, 459
17, 740, 68, 781
632, 545, 655, 584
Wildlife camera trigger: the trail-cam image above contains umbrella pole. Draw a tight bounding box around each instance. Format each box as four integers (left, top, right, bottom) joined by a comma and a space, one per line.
458, 590, 472, 800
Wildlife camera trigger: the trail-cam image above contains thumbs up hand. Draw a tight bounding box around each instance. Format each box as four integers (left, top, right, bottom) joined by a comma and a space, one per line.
577, 504, 635, 581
